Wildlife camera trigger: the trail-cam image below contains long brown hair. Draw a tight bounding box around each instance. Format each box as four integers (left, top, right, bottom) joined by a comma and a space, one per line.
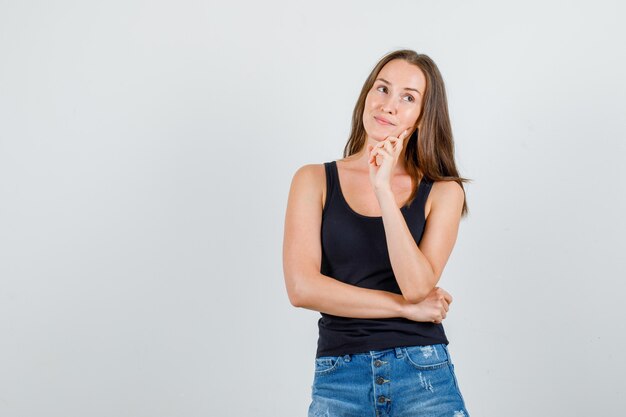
343, 49, 470, 217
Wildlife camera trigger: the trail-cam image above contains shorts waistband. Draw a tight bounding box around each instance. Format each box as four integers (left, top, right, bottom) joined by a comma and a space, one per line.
338, 343, 447, 361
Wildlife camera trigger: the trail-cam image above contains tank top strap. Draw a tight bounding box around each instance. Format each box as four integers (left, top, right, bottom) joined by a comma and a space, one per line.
403, 174, 432, 214
323, 161, 338, 211
413, 175, 433, 208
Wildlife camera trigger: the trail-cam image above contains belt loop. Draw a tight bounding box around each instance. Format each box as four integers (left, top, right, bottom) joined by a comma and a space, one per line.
394, 347, 403, 358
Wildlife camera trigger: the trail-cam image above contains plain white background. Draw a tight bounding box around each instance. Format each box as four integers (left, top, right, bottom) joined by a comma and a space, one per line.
1, 1, 625, 416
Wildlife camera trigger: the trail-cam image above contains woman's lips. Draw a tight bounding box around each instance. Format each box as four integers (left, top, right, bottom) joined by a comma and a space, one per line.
374, 116, 394, 126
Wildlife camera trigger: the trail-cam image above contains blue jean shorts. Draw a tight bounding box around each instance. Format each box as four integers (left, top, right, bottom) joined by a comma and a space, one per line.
308, 343, 469, 417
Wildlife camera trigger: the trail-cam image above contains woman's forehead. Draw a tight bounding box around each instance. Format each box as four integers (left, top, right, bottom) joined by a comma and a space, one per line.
378, 60, 426, 91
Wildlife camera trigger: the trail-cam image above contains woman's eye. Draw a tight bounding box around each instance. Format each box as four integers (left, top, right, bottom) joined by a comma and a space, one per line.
376, 86, 414, 103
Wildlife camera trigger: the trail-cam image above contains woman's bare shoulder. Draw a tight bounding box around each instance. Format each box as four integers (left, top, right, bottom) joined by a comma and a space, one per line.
289, 163, 327, 210
291, 163, 326, 184
426, 180, 465, 220
430, 180, 465, 200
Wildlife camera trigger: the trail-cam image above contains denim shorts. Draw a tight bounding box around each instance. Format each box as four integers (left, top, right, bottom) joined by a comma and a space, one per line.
308, 343, 469, 417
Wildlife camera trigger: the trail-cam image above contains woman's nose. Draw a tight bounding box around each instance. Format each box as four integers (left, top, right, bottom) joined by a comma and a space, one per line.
380, 96, 397, 114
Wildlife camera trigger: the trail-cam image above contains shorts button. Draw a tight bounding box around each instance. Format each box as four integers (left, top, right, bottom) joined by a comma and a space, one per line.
378, 395, 387, 403
374, 360, 383, 367
376, 376, 385, 384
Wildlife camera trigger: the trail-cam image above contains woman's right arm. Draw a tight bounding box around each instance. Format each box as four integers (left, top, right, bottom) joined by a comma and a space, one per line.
282, 164, 451, 322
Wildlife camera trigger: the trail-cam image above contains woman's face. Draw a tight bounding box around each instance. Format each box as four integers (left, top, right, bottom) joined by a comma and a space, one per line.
363, 59, 426, 142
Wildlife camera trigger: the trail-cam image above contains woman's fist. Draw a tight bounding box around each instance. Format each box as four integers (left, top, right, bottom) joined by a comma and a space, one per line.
402, 287, 453, 324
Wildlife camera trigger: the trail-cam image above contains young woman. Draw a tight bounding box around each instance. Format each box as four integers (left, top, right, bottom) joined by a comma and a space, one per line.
283, 49, 471, 417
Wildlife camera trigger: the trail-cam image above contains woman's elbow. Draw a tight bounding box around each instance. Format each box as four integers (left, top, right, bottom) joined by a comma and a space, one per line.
289, 290, 305, 307
403, 286, 431, 304
403, 292, 425, 305
284, 273, 310, 307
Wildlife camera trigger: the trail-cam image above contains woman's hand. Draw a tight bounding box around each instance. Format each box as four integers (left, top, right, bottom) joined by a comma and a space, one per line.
367, 128, 410, 192
401, 287, 453, 324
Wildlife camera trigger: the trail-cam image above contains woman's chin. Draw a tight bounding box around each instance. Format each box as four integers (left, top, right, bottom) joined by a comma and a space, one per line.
366, 125, 401, 140
367, 133, 392, 142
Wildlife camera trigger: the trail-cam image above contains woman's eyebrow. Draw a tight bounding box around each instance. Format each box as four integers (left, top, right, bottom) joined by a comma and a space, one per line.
375, 78, 422, 95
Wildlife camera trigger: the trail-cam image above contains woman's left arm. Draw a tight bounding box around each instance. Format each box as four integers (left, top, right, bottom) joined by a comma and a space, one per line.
377, 181, 465, 304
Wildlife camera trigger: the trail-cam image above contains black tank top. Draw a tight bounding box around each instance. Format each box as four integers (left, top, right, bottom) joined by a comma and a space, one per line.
316, 160, 449, 357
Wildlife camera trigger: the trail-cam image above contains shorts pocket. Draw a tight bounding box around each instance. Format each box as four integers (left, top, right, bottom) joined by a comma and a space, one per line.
403, 344, 449, 370
314, 355, 342, 375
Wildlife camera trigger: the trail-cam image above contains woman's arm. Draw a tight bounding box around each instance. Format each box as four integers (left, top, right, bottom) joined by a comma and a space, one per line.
376, 180, 465, 304
283, 164, 402, 318
282, 163, 451, 322
283, 164, 409, 319
292, 270, 452, 324
291, 270, 407, 318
